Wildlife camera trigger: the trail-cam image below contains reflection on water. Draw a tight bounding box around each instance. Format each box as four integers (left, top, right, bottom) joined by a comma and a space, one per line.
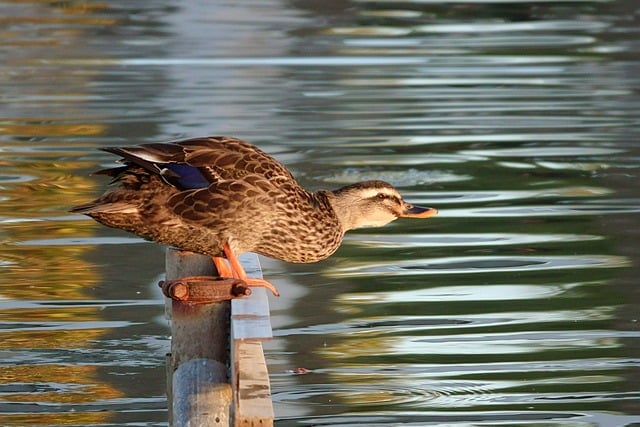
1, 0, 640, 426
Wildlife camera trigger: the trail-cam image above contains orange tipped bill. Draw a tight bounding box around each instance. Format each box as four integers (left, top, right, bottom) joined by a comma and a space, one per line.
401, 203, 438, 219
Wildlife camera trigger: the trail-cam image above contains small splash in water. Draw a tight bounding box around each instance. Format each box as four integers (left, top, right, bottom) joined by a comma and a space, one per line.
322, 167, 470, 186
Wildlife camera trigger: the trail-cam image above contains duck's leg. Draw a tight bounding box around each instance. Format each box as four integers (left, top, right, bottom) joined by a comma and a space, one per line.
222, 243, 280, 297
212, 256, 233, 278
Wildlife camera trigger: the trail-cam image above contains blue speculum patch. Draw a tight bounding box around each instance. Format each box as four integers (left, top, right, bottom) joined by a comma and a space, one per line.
163, 163, 209, 189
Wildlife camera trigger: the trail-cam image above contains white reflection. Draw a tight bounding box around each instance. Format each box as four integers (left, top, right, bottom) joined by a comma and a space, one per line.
320, 331, 626, 358
338, 282, 586, 304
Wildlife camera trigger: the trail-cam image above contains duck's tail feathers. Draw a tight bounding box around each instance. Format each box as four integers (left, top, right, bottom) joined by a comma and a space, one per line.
101, 144, 185, 173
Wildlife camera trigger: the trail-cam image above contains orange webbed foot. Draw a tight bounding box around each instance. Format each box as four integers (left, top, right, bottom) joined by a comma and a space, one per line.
211, 244, 280, 297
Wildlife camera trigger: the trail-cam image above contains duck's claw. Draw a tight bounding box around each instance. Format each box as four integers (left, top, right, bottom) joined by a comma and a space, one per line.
242, 278, 280, 297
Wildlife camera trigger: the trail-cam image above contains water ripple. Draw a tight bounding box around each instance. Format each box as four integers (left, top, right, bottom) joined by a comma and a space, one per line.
271, 383, 437, 408
329, 255, 629, 277
442, 204, 640, 217
284, 412, 640, 427
405, 187, 611, 204
461, 146, 625, 157
337, 282, 600, 304
276, 307, 614, 336
345, 232, 602, 248
319, 358, 640, 378
342, 132, 617, 147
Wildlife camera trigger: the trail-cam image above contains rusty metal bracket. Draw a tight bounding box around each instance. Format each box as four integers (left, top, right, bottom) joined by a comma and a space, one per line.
158, 276, 252, 303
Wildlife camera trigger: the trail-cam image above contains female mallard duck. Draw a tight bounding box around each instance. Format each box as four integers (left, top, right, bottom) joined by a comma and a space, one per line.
71, 136, 437, 296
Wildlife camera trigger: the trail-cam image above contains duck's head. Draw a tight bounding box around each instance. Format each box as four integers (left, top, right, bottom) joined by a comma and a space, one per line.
328, 180, 437, 232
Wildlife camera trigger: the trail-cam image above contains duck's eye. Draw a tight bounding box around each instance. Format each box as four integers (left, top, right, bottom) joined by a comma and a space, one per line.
376, 193, 387, 200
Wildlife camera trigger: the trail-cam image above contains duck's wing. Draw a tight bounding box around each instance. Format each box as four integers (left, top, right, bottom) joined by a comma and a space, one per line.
102, 136, 297, 190
179, 137, 296, 184
167, 173, 284, 227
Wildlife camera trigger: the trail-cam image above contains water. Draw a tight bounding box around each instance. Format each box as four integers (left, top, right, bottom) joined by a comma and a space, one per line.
1, 0, 640, 426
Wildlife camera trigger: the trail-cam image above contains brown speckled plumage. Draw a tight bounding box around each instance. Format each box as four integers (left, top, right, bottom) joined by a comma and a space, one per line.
71, 136, 436, 264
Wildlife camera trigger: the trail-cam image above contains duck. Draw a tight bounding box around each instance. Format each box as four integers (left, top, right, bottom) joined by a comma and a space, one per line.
71, 136, 437, 296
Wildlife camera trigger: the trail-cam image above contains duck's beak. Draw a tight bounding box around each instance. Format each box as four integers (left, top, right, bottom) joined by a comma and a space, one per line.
400, 203, 438, 218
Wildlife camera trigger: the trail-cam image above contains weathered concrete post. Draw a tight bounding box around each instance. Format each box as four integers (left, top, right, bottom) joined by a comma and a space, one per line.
165, 248, 232, 426
163, 248, 275, 426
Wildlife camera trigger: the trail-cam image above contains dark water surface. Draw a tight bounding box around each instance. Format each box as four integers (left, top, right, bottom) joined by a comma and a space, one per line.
1, 1, 640, 426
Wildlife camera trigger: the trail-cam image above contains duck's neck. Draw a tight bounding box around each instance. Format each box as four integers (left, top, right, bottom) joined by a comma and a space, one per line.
315, 190, 358, 232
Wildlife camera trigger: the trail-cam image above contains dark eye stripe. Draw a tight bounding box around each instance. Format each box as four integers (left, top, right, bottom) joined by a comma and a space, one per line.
374, 193, 401, 204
